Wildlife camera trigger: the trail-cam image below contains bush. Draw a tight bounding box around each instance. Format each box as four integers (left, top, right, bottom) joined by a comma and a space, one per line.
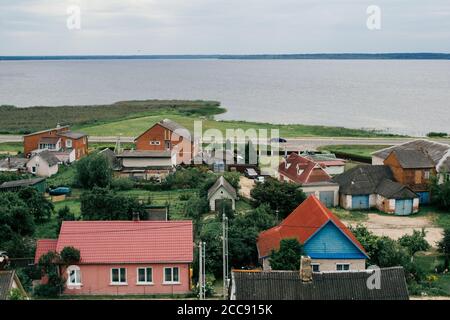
111, 177, 135, 191
427, 132, 448, 138
9, 288, 26, 300
269, 238, 304, 271
179, 193, 191, 201
60, 246, 80, 265
192, 274, 216, 298
398, 229, 430, 255
431, 179, 450, 210
75, 153, 112, 189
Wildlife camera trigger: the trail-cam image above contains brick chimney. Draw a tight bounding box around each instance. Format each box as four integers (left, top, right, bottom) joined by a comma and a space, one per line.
132, 212, 140, 222
299, 256, 313, 282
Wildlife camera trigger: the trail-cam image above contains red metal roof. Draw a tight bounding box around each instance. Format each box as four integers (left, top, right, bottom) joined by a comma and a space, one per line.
35, 221, 193, 264
34, 239, 58, 264
278, 153, 331, 185
257, 195, 366, 258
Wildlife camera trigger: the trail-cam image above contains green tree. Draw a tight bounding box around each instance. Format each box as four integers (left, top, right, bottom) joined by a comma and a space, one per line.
349, 224, 380, 265
431, 179, 450, 210
75, 153, 112, 189
184, 196, 209, 236
398, 229, 430, 255
60, 246, 81, 265
18, 187, 53, 223
373, 237, 411, 268
80, 187, 145, 220
56, 205, 77, 233
269, 238, 304, 271
199, 219, 223, 277
250, 178, 306, 219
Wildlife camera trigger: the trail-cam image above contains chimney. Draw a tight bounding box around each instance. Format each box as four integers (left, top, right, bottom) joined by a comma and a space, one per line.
299, 256, 313, 282
132, 212, 140, 222
7, 157, 11, 169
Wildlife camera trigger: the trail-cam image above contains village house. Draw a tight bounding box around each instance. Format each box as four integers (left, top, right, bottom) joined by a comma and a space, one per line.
207, 176, 238, 211
301, 152, 346, 176
26, 150, 60, 177
116, 150, 176, 180
0, 177, 46, 193
0, 270, 28, 300
257, 195, 368, 272
134, 119, 196, 165
35, 220, 193, 296
372, 139, 450, 185
333, 165, 419, 215
230, 266, 409, 300
278, 153, 339, 207
23, 125, 88, 161
0, 157, 28, 173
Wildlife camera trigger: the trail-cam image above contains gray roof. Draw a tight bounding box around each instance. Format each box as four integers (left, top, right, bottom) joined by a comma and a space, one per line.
34, 150, 60, 166
231, 267, 409, 300
0, 157, 28, 169
99, 148, 121, 170
117, 150, 172, 158
207, 176, 238, 200
0, 177, 46, 189
57, 131, 87, 139
376, 179, 418, 199
373, 139, 450, 165
0, 270, 27, 300
391, 150, 435, 169
332, 165, 393, 195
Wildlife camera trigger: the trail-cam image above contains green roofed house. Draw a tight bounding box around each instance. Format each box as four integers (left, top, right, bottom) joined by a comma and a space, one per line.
0, 177, 47, 193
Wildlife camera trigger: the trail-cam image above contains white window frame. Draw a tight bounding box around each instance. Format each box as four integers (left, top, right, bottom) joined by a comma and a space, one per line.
163, 267, 180, 284
150, 141, 161, 146
66, 139, 73, 148
336, 263, 350, 271
424, 170, 430, 180
110, 267, 127, 285
136, 267, 153, 285
311, 263, 320, 273
67, 265, 82, 287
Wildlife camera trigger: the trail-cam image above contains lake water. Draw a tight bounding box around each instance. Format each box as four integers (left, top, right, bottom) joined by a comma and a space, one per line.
0, 59, 449, 136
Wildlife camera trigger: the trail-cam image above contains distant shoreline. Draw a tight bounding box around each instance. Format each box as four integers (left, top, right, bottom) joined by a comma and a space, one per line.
2, 53, 450, 61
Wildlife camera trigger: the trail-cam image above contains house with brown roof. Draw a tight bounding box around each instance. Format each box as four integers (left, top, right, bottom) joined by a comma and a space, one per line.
257, 195, 368, 272
134, 119, 197, 165
116, 150, 176, 180
278, 153, 339, 207
333, 165, 419, 215
383, 149, 436, 204
35, 220, 194, 296
372, 139, 450, 186
23, 125, 88, 161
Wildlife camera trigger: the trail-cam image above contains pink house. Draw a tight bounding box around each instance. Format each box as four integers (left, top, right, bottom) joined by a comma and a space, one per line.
35, 220, 193, 296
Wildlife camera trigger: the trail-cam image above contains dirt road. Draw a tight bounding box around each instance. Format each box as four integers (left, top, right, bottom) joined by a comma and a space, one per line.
239, 176, 255, 199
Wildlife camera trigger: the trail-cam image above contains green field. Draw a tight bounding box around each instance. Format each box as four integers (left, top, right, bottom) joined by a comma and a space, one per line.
318, 144, 392, 161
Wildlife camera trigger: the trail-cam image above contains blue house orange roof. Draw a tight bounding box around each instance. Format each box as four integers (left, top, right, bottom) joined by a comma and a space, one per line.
257, 195, 368, 260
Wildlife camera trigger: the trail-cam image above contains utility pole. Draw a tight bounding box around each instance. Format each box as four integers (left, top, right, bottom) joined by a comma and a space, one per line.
199, 241, 206, 300
222, 208, 229, 299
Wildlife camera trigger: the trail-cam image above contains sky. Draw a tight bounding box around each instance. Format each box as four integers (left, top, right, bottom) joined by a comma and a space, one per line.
1, 0, 450, 55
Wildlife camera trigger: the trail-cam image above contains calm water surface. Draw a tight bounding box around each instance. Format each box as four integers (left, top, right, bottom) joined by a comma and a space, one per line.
0, 59, 449, 135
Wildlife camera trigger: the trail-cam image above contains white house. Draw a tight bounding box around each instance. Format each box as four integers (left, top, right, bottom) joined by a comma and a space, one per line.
26, 150, 59, 177
207, 176, 238, 211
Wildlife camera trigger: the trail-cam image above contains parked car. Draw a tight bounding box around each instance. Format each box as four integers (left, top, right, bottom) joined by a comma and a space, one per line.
270, 137, 287, 143
244, 168, 258, 179
48, 187, 72, 196
256, 176, 265, 183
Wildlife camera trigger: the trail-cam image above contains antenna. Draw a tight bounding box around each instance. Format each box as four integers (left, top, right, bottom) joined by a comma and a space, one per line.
222, 206, 229, 299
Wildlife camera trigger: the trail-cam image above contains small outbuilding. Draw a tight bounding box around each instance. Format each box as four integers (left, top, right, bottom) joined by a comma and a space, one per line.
207, 176, 238, 212
0, 177, 47, 193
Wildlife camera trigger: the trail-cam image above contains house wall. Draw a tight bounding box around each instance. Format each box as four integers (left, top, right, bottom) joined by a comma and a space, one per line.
69, 137, 88, 160
384, 153, 435, 192
301, 185, 339, 207
376, 195, 395, 213
372, 156, 385, 165
62, 263, 191, 296
26, 156, 58, 177
209, 186, 236, 211
23, 127, 69, 157
339, 194, 376, 210
261, 258, 366, 272
121, 157, 174, 168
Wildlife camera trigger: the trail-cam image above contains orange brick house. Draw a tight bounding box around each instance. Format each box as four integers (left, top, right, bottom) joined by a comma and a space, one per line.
134, 119, 196, 164
23, 125, 88, 161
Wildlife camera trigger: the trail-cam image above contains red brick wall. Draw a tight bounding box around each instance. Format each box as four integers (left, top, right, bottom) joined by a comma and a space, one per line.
23, 128, 68, 157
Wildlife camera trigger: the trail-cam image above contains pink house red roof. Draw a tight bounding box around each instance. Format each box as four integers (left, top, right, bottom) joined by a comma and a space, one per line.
34, 239, 58, 264
278, 153, 331, 185
35, 221, 193, 264
257, 195, 367, 258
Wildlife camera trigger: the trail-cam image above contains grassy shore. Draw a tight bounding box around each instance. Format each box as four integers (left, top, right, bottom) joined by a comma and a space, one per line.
318, 144, 392, 162
1, 100, 398, 138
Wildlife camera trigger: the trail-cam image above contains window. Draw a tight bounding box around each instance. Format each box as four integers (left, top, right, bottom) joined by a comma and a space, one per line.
137, 267, 153, 284
66, 139, 73, 148
111, 268, 127, 284
336, 264, 350, 271
163, 267, 180, 284
424, 170, 431, 180
67, 265, 81, 286
150, 141, 161, 145
31, 166, 36, 174
311, 264, 320, 273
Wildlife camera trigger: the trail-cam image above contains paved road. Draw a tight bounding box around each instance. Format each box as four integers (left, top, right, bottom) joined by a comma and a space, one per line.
2, 135, 450, 150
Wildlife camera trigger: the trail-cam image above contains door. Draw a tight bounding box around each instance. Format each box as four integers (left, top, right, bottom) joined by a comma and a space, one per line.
352, 195, 370, 209
417, 192, 430, 205
319, 191, 335, 207
395, 199, 413, 215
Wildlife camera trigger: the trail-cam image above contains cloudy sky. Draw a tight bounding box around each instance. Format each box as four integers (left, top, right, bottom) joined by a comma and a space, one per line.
1, 0, 450, 55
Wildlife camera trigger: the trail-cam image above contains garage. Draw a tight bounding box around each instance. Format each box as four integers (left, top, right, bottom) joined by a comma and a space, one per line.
319, 191, 335, 207
417, 192, 430, 205
352, 195, 370, 210
395, 199, 414, 216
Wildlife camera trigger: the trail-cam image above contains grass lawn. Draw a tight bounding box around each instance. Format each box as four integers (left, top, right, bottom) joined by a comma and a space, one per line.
414, 251, 450, 296
331, 207, 369, 222
0, 142, 23, 154
318, 144, 392, 161
46, 164, 77, 187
